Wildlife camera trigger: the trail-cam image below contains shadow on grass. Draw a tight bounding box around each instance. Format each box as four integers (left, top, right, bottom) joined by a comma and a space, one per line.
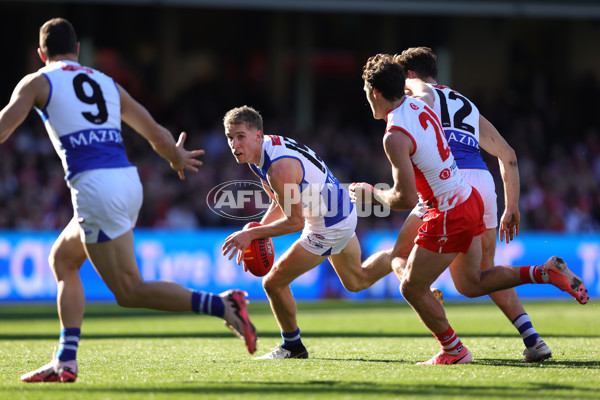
317, 357, 600, 369
2, 331, 598, 340
11, 381, 600, 397
473, 358, 600, 369
4, 299, 563, 320
0, 308, 275, 320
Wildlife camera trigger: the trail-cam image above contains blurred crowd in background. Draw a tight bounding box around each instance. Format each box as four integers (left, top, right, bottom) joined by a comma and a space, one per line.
1, 48, 598, 235
0, 4, 599, 235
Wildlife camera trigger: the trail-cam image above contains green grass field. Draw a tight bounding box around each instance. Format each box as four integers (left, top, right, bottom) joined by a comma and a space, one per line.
1, 300, 598, 399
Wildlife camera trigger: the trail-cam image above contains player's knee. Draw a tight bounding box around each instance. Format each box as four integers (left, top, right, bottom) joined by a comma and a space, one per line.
47, 252, 59, 273
262, 274, 283, 296
455, 286, 479, 298
114, 290, 147, 308
112, 282, 144, 308
399, 279, 417, 301
48, 251, 77, 277
341, 278, 367, 293
453, 274, 482, 298
261, 277, 271, 294
113, 290, 136, 307
391, 257, 406, 279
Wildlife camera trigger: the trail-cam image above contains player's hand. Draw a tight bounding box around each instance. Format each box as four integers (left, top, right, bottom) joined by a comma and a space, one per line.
499, 209, 520, 243
349, 182, 375, 204
222, 230, 254, 265
171, 131, 205, 180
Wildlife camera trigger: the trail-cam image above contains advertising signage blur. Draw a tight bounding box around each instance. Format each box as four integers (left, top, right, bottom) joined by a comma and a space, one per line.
0, 230, 597, 302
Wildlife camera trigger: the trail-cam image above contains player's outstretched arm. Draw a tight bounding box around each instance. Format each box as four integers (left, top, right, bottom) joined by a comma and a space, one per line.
0, 73, 47, 143
479, 115, 520, 243
350, 132, 417, 210
118, 83, 204, 180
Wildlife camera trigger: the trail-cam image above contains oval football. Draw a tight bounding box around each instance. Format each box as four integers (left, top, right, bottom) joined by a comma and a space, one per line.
247, 236, 274, 277
242, 222, 275, 277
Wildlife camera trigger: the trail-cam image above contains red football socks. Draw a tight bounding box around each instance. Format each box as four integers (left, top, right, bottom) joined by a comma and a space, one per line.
520, 265, 549, 284
434, 326, 463, 355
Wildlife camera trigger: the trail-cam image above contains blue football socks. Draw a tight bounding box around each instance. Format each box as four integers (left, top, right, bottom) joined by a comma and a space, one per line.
191, 291, 225, 318
56, 327, 81, 362
512, 313, 540, 348
282, 328, 302, 348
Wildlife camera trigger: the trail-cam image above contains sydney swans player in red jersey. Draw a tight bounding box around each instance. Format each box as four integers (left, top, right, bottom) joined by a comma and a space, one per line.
394, 46, 549, 362
352, 54, 588, 365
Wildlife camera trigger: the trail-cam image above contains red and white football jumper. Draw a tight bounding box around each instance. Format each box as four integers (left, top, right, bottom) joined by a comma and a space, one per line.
386, 96, 485, 253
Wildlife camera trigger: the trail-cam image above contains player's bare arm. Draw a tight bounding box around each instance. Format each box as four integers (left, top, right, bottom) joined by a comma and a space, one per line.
376, 129, 418, 210
118, 84, 204, 180
404, 78, 435, 108
247, 164, 287, 225
0, 73, 49, 143
350, 130, 417, 209
222, 157, 305, 262
258, 178, 286, 224
479, 115, 520, 243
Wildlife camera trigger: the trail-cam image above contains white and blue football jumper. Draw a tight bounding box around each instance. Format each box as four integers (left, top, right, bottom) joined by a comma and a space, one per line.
428, 84, 487, 170
35, 60, 141, 244
250, 135, 354, 230
35, 60, 131, 182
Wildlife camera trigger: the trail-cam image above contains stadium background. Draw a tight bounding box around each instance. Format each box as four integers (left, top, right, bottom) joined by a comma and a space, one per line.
0, 0, 599, 302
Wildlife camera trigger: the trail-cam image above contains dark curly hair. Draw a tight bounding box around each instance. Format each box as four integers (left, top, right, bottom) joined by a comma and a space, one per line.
362, 54, 405, 101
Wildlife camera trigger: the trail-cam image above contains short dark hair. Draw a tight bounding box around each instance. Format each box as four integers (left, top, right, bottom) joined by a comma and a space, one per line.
362, 54, 405, 101
39, 18, 78, 58
394, 47, 438, 80
223, 105, 264, 131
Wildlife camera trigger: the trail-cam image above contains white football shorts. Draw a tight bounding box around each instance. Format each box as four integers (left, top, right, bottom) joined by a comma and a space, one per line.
461, 169, 497, 229
299, 207, 357, 256
410, 168, 498, 229
68, 167, 143, 244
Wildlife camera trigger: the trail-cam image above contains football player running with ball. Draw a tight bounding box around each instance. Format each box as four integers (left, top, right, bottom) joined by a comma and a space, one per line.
351, 54, 588, 365
222, 106, 393, 359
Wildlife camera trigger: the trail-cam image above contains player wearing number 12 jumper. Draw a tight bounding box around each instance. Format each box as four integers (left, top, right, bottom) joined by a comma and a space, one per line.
352, 54, 588, 365
0, 18, 257, 383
